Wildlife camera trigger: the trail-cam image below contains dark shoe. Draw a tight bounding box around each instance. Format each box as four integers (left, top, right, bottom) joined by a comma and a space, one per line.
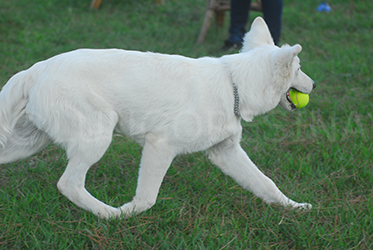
222, 40, 242, 51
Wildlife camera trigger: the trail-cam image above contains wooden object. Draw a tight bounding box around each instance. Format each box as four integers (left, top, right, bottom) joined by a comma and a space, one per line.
196, 0, 262, 44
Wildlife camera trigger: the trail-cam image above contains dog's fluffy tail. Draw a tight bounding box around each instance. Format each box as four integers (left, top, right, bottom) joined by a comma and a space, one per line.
0, 71, 30, 148
0, 69, 51, 164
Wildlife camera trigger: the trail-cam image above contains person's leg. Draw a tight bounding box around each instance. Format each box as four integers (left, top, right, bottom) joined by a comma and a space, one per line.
261, 0, 283, 45
226, 0, 252, 47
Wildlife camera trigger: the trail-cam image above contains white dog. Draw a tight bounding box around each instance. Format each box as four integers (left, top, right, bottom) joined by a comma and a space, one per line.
0, 17, 315, 219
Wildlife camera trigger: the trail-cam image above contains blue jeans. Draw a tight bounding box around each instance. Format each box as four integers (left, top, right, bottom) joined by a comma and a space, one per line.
228, 0, 283, 45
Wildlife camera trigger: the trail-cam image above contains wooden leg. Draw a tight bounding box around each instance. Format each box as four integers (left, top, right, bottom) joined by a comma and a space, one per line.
215, 10, 225, 27
90, 0, 102, 9
196, 9, 215, 44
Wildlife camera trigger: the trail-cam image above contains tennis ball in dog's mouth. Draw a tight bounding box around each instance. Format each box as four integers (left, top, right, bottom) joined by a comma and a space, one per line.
289, 89, 309, 109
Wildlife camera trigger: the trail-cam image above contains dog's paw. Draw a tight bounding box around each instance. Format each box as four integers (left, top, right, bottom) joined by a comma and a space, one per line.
282, 198, 312, 211
292, 202, 312, 210
96, 206, 122, 219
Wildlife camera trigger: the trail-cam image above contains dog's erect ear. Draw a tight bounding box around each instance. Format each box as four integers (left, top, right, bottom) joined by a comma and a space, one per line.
289, 44, 302, 57
241, 17, 274, 53
271, 44, 302, 77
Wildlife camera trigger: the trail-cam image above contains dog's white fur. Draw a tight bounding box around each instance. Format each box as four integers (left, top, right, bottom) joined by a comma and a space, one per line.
0, 17, 315, 218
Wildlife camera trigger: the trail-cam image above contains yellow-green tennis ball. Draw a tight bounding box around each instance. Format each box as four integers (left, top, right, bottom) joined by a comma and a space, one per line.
289, 89, 309, 109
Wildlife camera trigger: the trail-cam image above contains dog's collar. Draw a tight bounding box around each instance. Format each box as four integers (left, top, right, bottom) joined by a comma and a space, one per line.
223, 61, 240, 117
232, 82, 240, 117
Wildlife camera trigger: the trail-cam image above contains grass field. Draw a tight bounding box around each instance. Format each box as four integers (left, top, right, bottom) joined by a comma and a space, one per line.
0, 0, 372, 249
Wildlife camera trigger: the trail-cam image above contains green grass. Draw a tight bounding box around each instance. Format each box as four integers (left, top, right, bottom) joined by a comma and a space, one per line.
1, 0, 372, 248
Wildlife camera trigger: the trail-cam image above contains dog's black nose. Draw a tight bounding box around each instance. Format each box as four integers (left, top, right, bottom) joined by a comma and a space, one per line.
312, 80, 316, 90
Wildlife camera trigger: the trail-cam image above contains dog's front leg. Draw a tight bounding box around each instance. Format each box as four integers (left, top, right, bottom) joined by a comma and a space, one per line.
208, 136, 311, 210
119, 133, 175, 217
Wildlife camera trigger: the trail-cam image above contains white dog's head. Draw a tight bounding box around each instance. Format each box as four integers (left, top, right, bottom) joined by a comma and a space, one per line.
241, 17, 315, 112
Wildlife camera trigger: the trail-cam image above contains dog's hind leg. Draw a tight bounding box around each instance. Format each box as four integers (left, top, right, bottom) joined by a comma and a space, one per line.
57, 133, 122, 218
0, 114, 51, 164
208, 134, 312, 210
56, 112, 121, 219
118, 133, 175, 217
